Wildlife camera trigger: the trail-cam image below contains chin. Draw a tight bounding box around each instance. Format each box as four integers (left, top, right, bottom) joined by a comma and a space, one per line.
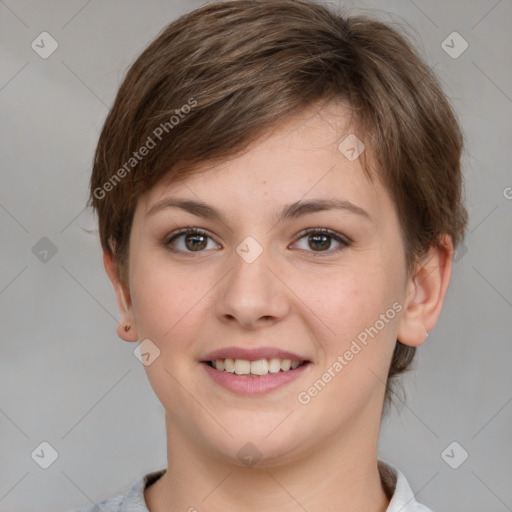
196, 415, 312, 468
217, 436, 306, 469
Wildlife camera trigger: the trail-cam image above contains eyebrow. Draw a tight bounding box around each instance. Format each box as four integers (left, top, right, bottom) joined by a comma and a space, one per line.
146, 197, 372, 224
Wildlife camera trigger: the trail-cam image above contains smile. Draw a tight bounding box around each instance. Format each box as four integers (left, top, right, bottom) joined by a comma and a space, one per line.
206, 358, 307, 376
201, 359, 311, 395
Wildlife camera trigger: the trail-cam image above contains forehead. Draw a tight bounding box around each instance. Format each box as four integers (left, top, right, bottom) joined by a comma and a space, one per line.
135, 101, 388, 222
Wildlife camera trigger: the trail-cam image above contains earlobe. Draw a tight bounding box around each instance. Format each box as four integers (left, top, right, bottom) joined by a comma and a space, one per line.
103, 251, 139, 342
116, 322, 138, 343
397, 235, 454, 347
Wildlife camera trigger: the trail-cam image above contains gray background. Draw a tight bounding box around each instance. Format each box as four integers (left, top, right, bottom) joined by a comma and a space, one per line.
1, 0, 511, 511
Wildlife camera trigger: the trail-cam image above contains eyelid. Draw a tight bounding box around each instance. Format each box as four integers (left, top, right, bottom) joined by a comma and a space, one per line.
164, 226, 220, 249
293, 227, 352, 246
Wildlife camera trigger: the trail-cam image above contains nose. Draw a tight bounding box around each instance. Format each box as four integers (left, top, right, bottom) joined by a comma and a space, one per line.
215, 243, 290, 330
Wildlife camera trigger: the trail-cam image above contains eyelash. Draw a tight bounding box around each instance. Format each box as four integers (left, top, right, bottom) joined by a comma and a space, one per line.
164, 226, 351, 257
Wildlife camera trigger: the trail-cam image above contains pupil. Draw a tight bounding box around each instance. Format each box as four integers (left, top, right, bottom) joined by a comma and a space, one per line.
186, 234, 207, 251
310, 234, 330, 251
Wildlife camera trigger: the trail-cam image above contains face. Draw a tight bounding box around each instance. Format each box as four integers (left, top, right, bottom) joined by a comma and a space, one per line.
110, 102, 434, 467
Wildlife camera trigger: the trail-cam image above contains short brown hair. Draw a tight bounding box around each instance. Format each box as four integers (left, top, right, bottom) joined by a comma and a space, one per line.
89, 0, 467, 413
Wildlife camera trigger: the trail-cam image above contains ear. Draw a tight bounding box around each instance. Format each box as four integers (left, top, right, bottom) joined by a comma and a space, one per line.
397, 235, 454, 347
103, 250, 139, 342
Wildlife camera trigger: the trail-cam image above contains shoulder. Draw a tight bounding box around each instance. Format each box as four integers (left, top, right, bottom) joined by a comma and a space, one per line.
378, 459, 434, 512
72, 494, 124, 512
68, 469, 166, 512
69, 493, 124, 512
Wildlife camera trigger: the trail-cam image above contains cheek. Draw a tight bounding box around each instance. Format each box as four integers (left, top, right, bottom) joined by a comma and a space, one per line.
308, 263, 398, 335
129, 253, 210, 349
290, 271, 400, 440
128, 258, 212, 410
301, 260, 401, 388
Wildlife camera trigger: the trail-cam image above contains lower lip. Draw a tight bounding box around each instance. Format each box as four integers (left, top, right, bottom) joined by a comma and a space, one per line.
202, 362, 310, 395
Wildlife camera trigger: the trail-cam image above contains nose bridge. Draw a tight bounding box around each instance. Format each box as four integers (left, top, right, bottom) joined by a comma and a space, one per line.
230, 235, 275, 300
216, 235, 288, 326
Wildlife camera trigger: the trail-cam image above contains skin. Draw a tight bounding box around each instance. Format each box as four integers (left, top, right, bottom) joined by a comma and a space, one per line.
104, 101, 453, 512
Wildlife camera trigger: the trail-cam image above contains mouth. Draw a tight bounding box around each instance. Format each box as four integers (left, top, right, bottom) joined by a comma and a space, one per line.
200, 346, 311, 394
203, 358, 310, 377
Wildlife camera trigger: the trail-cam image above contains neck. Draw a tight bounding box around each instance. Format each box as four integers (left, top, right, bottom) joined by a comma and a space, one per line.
145, 409, 390, 512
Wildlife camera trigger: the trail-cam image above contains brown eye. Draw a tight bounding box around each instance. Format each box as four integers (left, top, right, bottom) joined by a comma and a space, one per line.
166, 228, 219, 253
308, 233, 332, 251
183, 233, 208, 251
293, 228, 349, 255
165, 227, 349, 256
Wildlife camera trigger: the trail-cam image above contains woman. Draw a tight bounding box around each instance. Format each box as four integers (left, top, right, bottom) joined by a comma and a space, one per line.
75, 1, 467, 510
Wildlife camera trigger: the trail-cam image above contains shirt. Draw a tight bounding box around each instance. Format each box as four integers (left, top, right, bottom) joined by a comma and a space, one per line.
70, 459, 433, 512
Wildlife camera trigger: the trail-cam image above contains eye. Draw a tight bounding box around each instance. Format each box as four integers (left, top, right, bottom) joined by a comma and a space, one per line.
292, 228, 350, 255
164, 226, 350, 255
165, 227, 220, 253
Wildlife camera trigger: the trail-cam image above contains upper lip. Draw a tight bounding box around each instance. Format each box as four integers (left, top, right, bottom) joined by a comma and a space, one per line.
201, 346, 309, 362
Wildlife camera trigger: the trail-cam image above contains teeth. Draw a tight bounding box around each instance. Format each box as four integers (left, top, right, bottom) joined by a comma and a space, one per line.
210, 357, 305, 375
268, 358, 281, 373
280, 359, 291, 371
234, 359, 251, 375
250, 359, 268, 376
224, 358, 235, 373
